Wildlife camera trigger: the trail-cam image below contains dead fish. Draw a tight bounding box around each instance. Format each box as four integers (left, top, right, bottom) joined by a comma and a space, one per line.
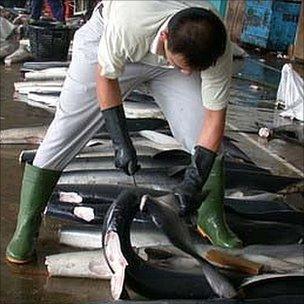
19, 142, 177, 164
45, 250, 112, 279
0, 125, 48, 145
49, 187, 304, 246
140, 193, 237, 298
145, 249, 201, 272
102, 191, 304, 300
18, 130, 260, 168
226, 212, 304, 245
18, 86, 62, 95
49, 183, 300, 224
62, 154, 268, 174
19, 143, 163, 164
27, 92, 59, 106
57, 166, 301, 193
225, 170, 301, 193
60, 157, 238, 173
225, 194, 294, 211
242, 254, 303, 274
243, 244, 303, 258
222, 136, 254, 164
58, 224, 304, 274
242, 244, 304, 265
59, 223, 171, 250
46, 184, 166, 224
125, 90, 155, 103
102, 191, 219, 300
16, 95, 56, 113
123, 101, 164, 120
240, 273, 304, 299
63, 154, 189, 172
45, 245, 302, 283
225, 198, 304, 225
44, 277, 110, 297
52, 183, 165, 204
58, 168, 180, 191
45, 201, 106, 224
24, 67, 68, 80
49, 188, 304, 247
4, 118, 167, 146
226, 191, 285, 201
14, 80, 64, 91
95, 119, 169, 135
22, 95, 163, 120
122, 131, 255, 165
59, 226, 104, 249
278, 181, 304, 194
17, 145, 267, 173
139, 130, 185, 150
19, 137, 192, 163
147, 244, 304, 275
227, 206, 304, 226
22, 61, 70, 71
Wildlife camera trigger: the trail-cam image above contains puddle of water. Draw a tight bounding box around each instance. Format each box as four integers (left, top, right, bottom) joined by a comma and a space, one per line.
231, 58, 278, 107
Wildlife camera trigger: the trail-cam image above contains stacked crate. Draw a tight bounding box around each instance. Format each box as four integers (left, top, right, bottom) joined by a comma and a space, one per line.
241, 0, 301, 51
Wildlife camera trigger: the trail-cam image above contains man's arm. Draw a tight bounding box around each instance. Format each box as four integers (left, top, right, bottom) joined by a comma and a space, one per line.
95, 64, 139, 175
174, 106, 226, 216
197, 107, 226, 152
96, 65, 122, 110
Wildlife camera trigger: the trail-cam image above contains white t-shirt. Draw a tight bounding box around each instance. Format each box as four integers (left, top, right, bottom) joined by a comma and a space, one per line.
98, 0, 232, 110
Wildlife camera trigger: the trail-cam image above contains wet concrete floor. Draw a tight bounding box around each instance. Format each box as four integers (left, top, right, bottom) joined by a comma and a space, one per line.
0, 64, 112, 303
0, 57, 303, 303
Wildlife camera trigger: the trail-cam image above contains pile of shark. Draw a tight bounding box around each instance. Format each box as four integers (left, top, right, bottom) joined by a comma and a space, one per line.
2, 60, 304, 302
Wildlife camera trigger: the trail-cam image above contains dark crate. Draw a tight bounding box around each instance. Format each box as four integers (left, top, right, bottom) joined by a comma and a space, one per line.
28, 22, 71, 61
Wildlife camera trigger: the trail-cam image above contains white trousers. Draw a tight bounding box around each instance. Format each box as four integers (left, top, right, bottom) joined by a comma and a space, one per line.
33, 7, 204, 171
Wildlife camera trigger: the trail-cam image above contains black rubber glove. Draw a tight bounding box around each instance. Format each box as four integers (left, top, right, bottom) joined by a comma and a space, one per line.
102, 105, 140, 175
174, 145, 216, 217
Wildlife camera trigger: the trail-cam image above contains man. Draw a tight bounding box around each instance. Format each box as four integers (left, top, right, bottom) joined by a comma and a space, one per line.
7, 1, 241, 265
30, 0, 64, 22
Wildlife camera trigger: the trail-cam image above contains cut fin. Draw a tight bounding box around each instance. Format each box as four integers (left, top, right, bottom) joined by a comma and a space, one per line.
105, 231, 128, 300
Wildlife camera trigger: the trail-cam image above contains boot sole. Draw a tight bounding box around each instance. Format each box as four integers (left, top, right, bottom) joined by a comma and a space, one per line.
6, 254, 34, 265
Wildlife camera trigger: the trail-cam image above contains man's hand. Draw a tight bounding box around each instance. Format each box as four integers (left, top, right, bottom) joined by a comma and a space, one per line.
96, 67, 140, 176
174, 106, 226, 216
114, 141, 140, 175
174, 146, 216, 216
102, 105, 140, 176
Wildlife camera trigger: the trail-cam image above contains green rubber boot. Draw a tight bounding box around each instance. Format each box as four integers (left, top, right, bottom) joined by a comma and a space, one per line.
6, 164, 61, 264
197, 155, 242, 249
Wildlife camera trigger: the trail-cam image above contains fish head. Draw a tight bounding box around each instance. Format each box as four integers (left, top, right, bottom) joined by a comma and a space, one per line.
105, 191, 140, 232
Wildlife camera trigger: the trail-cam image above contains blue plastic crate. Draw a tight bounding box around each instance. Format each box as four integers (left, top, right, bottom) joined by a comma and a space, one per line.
269, 1, 301, 50
241, 0, 301, 51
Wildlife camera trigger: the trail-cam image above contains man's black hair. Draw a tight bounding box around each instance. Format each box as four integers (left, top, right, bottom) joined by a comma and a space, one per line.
167, 7, 227, 71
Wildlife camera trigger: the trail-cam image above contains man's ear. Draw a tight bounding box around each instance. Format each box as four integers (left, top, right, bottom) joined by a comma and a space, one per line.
160, 29, 169, 42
